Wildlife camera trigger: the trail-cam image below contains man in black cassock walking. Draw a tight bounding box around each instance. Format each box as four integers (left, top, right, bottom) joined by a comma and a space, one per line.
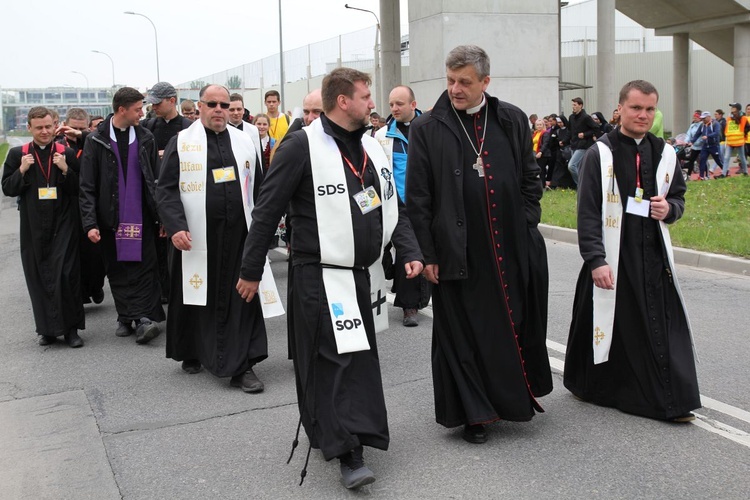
156, 84, 268, 392
2, 107, 85, 347
407, 45, 552, 444
79, 87, 164, 344
564, 80, 700, 422
237, 68, 423, 489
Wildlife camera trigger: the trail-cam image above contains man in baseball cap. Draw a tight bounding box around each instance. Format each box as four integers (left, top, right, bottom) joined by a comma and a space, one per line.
145, 82, 177, 105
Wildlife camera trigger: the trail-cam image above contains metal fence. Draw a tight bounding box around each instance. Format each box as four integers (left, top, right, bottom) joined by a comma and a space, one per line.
177, 26, 412, 90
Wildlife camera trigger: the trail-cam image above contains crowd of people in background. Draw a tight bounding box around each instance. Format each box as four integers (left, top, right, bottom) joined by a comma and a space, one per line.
527, 99, 749, 190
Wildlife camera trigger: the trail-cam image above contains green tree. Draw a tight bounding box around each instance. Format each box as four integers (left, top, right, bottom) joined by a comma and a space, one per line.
189, 80, 207, 90
225, 75, 242, 89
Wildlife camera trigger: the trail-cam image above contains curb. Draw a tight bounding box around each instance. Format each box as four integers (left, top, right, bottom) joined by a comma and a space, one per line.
538, 224, 750, 277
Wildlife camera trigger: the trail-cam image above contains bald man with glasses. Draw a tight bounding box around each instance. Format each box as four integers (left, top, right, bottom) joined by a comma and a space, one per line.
156, 84, 271, 394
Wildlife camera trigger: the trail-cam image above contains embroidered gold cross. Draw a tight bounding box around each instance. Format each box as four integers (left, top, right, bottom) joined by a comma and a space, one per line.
261, 290, 278, 304
189, 273, 204, 289
123, 225, 141, 238
594, 327, 605, 346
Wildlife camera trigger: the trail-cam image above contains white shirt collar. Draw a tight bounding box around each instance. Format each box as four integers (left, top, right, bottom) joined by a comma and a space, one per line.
465, 94, 487, 115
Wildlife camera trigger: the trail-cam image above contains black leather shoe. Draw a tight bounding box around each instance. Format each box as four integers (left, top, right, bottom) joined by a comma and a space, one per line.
462, 424, 487, 444
135, 318, 160, 344
339, 446, 375, 489
38, 335, 56, 346
229, 368, 264, 393
115, 321, 133, 337
92, 288, 105, 304
181, 360, 202, 374
64, 330, 84, 348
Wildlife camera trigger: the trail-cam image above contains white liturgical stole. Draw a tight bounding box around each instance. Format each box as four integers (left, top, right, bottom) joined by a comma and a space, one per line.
592, 140, 695, 364
176, 120, 283, 317
306, 118, 398, 354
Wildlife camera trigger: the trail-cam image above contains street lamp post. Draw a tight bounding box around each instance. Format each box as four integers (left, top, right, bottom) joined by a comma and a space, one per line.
345, 4, 382, 112
124, 11, 160, 82
71, 71, 89, 89
92, 50, 116, 87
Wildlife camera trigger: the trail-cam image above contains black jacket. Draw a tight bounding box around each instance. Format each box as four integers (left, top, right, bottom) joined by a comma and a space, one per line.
406, 91, 542, 280
568, 108, 600, 150
79, 114, 160, 233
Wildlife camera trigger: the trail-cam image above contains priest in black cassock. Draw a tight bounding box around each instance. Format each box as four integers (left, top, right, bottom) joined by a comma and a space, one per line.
79, 87, 165, 344
156, 84, 268, 393
2, 106, 85, 347
406, 45, 552, 445
564, 80, 700, 422
238, 68, 423, 490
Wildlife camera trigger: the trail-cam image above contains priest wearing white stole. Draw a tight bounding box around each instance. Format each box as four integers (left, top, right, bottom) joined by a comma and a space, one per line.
565, 80, 701, 422
156, 84, 269, 393
238, 68, 423, 490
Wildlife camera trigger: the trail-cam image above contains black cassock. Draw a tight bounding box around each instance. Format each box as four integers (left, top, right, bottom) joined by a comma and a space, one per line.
157, 128, 267, 377
241, 116, 422, 460
429, 106, 548, 427
100, 127, 165, 324
2, 143, 85, 336
565, 130, 701, 420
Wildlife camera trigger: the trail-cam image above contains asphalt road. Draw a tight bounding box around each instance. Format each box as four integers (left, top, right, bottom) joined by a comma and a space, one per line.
0, 195, 748, 500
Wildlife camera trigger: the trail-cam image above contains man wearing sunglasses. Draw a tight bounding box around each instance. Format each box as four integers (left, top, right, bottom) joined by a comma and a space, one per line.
156, 84, 270, 395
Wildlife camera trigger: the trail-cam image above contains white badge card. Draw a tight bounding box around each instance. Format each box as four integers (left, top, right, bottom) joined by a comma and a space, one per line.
353, 185, 382, 214
212, 166, 236, 183
626, 196, 650, 217
38, 187, 58, 200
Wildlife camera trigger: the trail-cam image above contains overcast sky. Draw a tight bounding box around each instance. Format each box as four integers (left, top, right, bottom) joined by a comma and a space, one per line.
1, 0, 408, 90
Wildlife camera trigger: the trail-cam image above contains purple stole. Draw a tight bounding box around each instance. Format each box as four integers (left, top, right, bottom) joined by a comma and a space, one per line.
110, 130, 143, 262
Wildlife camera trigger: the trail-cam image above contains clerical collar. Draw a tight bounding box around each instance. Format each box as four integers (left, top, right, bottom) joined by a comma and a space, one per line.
35, 142, 49, 150
617, 129, 645, 146
324, 114, 367, 143
465, 94, 487, 115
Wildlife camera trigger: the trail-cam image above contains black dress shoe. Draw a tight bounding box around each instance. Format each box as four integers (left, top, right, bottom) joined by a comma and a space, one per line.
64, 330, 84, 348
91, 288, 105, 304
462, 424, 487, 444
38, 335, 56, 346
135, 318, 160, 344
115, 321, 134, 337
181, 360, 202, 374
229, 368, 264, 393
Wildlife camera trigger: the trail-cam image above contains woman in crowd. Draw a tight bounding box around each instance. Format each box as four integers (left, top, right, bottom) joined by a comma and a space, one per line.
591, 111, 613, 138
253, 114, 276, 174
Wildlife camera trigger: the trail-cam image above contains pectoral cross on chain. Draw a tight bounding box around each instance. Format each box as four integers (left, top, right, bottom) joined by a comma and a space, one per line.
473, 156, 485, 177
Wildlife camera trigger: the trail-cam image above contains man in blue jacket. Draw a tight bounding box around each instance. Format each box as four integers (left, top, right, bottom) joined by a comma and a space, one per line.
688, 111, 723, 180
375, 86, 431, 326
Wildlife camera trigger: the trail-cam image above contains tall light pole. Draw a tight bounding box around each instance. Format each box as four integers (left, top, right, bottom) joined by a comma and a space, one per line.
92, 50, 116, 87
124, 11, 160, 82
345, 4, 381, 111
71, 70, 89, 89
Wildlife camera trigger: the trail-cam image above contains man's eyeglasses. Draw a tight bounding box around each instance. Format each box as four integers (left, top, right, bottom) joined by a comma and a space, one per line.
201, 101, 230, 109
